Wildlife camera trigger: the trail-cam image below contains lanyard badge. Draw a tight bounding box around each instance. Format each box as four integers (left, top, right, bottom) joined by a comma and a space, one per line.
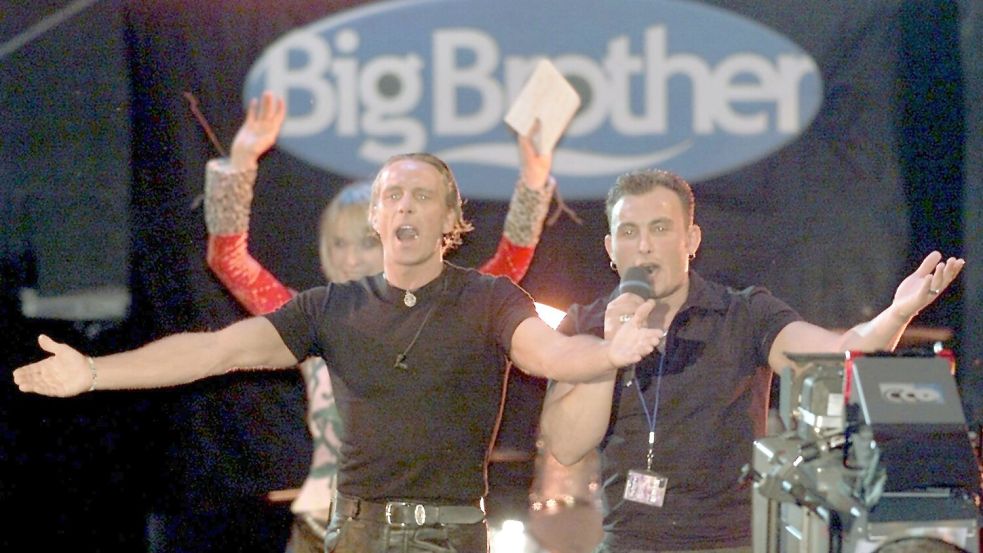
623, 354, 669, 507
623, 429, 669, 506
624, 468, 668, 507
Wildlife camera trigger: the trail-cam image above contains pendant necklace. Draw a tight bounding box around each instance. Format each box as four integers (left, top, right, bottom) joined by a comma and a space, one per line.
403, 289, 417, 307
392, 274, 448, 370
384, 271, 419, 307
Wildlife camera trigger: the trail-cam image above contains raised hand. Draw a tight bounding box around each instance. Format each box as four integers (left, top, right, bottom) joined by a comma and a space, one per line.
606, 300, 665, 368
604, 291, 647, 340
518, 118, 553, 191
12, 335, 91, 397
892, 251, 965, 319
229, 91, 286, 172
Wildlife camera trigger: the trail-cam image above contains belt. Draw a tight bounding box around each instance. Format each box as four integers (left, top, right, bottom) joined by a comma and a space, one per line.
333, 494, 486, 527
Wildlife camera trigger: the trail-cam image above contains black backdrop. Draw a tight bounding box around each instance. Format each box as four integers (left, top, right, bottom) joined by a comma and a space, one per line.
1, 1, 978, 550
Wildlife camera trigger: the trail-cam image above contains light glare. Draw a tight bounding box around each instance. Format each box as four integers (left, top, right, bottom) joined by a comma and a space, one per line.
534, 302, 565, 330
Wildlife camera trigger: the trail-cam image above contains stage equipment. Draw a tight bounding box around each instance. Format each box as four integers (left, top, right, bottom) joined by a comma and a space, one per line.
745, 351, 981, 553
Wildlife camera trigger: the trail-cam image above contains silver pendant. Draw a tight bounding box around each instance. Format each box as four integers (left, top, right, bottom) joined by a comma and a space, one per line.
403, 290, 417, 307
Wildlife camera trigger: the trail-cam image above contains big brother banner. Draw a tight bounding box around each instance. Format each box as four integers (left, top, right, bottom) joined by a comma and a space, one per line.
245, 0, 823, 199
229, 0, 907, 330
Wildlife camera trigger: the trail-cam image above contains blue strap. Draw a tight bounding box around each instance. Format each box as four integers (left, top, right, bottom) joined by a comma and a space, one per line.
633, 352, 666, 471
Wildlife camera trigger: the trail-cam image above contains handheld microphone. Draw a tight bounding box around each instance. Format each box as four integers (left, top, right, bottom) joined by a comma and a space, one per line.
617, 267, 674, 388
618, 266, 654, 387
619, 266, 653, 300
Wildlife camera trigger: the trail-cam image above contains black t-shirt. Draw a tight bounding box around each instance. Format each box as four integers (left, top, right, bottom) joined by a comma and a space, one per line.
266, 262, 537, 503
558, 271, 802, 551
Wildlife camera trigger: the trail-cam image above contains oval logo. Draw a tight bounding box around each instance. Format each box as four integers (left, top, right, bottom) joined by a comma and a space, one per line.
879, 383, 944, 404
245, 0, 823, 199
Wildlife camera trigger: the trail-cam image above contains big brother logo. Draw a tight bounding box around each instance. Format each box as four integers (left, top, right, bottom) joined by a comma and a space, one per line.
245, 0, 823, 199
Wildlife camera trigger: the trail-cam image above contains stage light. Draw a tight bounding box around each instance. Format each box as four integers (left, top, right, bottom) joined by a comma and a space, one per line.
490, 519, 538, 553
534, 302, 565, 330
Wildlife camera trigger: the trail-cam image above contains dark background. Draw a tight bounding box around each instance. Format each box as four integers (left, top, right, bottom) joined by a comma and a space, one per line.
1, 1, 979, 551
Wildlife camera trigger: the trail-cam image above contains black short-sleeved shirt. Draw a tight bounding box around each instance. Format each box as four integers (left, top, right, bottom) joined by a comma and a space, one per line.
265, 262, 537, 503
557, 271, 802, 551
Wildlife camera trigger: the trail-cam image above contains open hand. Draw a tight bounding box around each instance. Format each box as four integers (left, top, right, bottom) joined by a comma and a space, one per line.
12, 335, 90, 397
229, 91, 286, 171
892, 251, 965, 319
606, 300, 665, 368
604, 291, 647, 340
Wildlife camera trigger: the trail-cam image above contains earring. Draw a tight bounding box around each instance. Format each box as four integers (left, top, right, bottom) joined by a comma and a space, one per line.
688, 253, 696, 260
609, 260, 618, 272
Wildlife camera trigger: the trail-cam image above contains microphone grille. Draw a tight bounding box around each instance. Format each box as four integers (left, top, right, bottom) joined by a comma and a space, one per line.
619, 266, 653, 300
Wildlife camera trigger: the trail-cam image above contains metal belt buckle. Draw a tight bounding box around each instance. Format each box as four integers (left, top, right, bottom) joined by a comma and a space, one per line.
385, 501, 426, 527
385, 502, 407, 527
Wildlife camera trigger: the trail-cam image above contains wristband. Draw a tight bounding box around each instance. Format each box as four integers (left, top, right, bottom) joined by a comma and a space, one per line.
86, 356, 97, 392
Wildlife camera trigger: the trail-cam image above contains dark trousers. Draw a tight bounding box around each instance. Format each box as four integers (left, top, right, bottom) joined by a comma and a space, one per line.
324, 514, 488, 553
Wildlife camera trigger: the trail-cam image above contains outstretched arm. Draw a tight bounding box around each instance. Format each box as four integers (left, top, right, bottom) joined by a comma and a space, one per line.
769, 251, 965, 371
510, 299, 662, 384
205, 92, 295, 315
478, 126, 556, 282
12, 317, 298, 397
